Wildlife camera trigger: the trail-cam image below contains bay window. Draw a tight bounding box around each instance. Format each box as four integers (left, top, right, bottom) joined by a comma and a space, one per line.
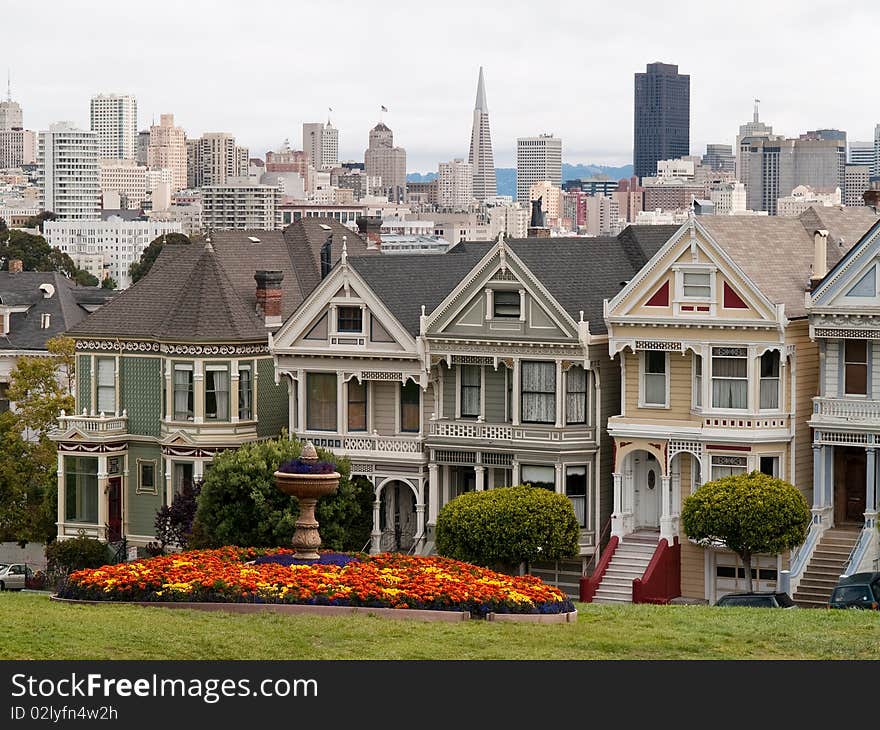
347, 379, 367, 431
844, 340, 868, 396
521, 361, 555, 424
238, 364, 253, 420
711, 347, 748, 409
642, 352, 667, 407
307, 372, 337, 431
173, 364, 194, 421
521, 464, 555, 490
96, 357, 115, 414
460, 365, 481, 418
711, 455, 747, 480
205, 365, 229, 421
759, 351, 780, 410
565, 465, 588, 527
566, 365, 588, 424
693, 354, 703, 409
64, 456, 98, 524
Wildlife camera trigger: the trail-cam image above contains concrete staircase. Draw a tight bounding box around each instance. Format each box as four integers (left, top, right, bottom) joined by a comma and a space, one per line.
593, 531, 659, 604
793, 526, 861, 608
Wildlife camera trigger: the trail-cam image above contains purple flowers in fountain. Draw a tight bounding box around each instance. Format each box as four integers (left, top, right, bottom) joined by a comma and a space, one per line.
276, 457, 337, 475
253, 552, 359, 567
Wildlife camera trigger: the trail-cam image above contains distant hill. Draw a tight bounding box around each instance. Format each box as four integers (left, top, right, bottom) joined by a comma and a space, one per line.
407, 163, 633, 199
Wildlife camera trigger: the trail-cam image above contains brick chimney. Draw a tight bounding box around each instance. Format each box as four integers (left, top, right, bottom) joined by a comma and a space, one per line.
527, 226, 551, 238
254, 270, 283, 328
357, 215, 382, 249
8, 259, 23, 274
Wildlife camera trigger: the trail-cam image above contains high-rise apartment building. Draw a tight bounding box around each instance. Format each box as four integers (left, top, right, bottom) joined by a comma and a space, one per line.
302, 122, 338, 170
186, 133, 248, 188
148, 113, 188, 192
99, 159, 148, 210
740, 135, 846, 215
364, 122, 406, 203
844, 164, 870, 207
633, 62, 690, 180
703, 143, 735, 173
201, 177, 282, 230
0, 128, 35, 168
90, 93, 137, 160
136, 130, 150, 165
38, 122, 100, 220
516, 134, 562, 205
437, 159, 474, 209
468, 67, 496, 201
849, 140, 874, 168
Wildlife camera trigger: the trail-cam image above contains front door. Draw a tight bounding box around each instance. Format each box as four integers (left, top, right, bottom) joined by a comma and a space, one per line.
380, 482, 416, 551
835, 447, 867, 525
107, 477, 122, 542
635, 452, 661, 528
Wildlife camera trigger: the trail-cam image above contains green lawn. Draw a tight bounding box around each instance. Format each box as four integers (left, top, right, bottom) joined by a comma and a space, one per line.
2, 593, 878, 660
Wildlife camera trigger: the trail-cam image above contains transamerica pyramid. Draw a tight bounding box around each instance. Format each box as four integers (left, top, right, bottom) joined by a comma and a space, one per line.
468, 66, 497, 202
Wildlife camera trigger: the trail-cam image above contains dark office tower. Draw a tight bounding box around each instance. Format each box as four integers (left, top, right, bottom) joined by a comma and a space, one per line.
633, 62, 690, 181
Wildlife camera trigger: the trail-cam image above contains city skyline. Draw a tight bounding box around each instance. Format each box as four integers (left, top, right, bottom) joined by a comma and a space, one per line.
3, 0, 878, 173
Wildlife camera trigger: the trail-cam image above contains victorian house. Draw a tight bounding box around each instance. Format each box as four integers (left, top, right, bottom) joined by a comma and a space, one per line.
597, 207, 879, 605
796, 216, 880, 605
50, 218, 360, 548
270, 226, 676, 593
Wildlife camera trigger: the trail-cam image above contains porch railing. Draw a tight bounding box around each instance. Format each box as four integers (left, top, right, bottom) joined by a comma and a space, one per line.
55, 411, 128, 435
813, 397, 880, 422
341, 435, 423, 454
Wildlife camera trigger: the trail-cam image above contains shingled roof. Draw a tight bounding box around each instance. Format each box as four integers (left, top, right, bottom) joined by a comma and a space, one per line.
0, 272, 116, 352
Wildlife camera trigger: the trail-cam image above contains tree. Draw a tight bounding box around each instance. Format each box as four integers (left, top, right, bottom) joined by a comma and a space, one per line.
0, 229, 75, 275
190, 435, 373, 551
24, 211, 58, 233
74, 269, 99, 287
681, 471, 811, 593
101, 276, 117, 289
435, 486, 580, 573
129, 232, 191, 284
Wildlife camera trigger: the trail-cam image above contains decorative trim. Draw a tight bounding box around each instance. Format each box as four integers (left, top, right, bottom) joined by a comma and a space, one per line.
813, 328, 880, 340
76, 339, 269, 356
57, 441, 127, 454
162, 445, 232, 458
634, 340, 684, 352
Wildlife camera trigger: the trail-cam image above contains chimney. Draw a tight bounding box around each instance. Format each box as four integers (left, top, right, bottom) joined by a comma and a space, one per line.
527, 226, 551, 238
864, 189, 880, 211
811, 229, 828, 290
8, 259, 23, 274
254, 270, 283, 328
357, 215, 382, 250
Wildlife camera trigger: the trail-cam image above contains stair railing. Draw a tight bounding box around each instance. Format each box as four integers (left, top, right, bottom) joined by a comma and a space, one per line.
842, 526, 872, 577
780, 521, 822, 595
587, 516, 613, 576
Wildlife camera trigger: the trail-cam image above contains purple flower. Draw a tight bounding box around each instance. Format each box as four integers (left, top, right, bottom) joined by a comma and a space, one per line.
253, 552, 359, 567
277, 458, 337, 475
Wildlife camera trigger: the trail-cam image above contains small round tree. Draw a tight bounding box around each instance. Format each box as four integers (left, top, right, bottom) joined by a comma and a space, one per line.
681, 471, 810, 593
435, 485, 579, 573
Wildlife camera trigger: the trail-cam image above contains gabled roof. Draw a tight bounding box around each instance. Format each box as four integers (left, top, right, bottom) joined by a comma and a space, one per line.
0, 272, 116, 351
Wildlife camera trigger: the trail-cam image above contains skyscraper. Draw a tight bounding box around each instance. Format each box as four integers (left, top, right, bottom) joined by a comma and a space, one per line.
38, 122, 100, 219
516, 134, 562, 205
186, 133, 248, 188
468, 67, 496, 201
148, 113, 188, 192
364, 122, 406, 202
303, 121, 339, 170
849, 140, 874, 167
438, 159, 474, 209
0, 73, 23, 131
90, 93, 137, 160
633, 62, 690, 180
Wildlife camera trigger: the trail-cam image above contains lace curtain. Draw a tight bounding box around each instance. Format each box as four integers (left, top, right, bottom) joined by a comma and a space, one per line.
521, 362, 556, 423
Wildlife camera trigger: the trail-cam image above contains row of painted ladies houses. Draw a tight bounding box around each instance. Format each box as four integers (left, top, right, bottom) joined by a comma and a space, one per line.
51, 207, 880, 604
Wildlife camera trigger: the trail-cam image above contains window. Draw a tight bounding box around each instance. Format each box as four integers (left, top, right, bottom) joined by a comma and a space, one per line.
643, 352, 667, 407
521, 361, 556, 423
683, 271, 711, 298
759, 351, 780, 410
238, 364, 253, 420
205, 365, 229, 421
173, 462, 194, 495
711, 347, 748, 409
138, 460, 157, 494
307, 372, 337, 431
493, 290, 520, 318
173, 364, 194, 421
566, 465, 588, 527
759, 456, 779, 477
400, 381, 420, 433
844, 340, 868, 396
566, 366, 588, 424
693, 354, 703, 409
96, 357, 115, 414
506, 367, 512, 422
460, 365, 481, 418
337, 306, 362, 333
711, 455, 748, 480
347, 379, 367, 431
522, 464, 555, 490
64, 456, 98, 524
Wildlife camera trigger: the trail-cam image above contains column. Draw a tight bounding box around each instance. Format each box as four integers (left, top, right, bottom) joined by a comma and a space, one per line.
811, 443, 824, 515
427, 464, 439, 529
97, 454, 109, 539
192, 360, 205, 424
554, 463, 564, 494
660, 475, 675, 543
113, 355, 121, 416
555, 361, 564, 428
512, 359, 521, 426
611, 472, 624, 538
337, 375, 346, 438
297, 375, 307, 434
824, 445, 834, 515
164, 360, 173, 422
414, 477, 426, 545
475, 465, 485, 491
230, 362, 240, 424
866, 447, 877, 520
56, 453, 65, 537
164, 456, 173, 507
512, 459, 521, 485
370, 492, 382, 554
518, 289, 526, 322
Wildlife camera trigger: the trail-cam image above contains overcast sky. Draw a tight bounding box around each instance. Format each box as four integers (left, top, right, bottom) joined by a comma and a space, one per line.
4, 0, 877, 172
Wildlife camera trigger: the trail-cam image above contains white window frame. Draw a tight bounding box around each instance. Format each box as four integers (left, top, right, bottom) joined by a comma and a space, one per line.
710, 346, 750, 412
843, 339, 869, 398
673, 264, 717, 316
710, 454, 748, 481
397, 379, 421, 435
456, 364, 483, 420
758, 454, 782, 478
136, 458, 159, 495
758, 350, 782, 412
639, 351, 670, 409
692, 353, 703, 411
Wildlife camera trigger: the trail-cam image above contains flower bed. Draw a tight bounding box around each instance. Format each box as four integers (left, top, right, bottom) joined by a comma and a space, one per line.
56, 547, 575, 618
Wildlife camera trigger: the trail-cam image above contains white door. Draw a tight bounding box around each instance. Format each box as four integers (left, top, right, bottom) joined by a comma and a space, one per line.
634, 453, 661, 528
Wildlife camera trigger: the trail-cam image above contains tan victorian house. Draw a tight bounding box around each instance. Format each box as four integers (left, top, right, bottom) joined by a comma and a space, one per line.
596, 207, 879, 604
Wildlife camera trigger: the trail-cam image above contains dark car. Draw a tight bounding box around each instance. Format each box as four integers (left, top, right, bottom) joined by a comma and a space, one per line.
828, 572, 880, 610
716, 591, 797, 608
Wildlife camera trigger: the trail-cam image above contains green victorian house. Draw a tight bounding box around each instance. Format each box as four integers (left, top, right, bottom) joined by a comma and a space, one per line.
50, 219, 362, 547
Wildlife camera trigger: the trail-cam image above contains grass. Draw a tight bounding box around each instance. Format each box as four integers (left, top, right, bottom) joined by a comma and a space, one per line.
2, 592, 879, 660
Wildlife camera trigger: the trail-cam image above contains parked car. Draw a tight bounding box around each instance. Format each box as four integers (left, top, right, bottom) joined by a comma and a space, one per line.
0, 563, 32, 591
828, 572, 880, 610
716, 591, 797, 608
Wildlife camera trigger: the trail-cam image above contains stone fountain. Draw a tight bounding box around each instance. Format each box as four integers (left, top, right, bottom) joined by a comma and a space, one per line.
274, 441, 341, 560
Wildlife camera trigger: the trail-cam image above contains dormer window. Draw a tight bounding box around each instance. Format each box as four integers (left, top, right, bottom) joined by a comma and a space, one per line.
40, 313, 51, 329
493, 291, 521, 318
337, 306, 363, 333
682, 272, 711, 299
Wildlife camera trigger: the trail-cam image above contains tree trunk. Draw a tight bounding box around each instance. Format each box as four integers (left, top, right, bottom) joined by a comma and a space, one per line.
742, 552, 753, 593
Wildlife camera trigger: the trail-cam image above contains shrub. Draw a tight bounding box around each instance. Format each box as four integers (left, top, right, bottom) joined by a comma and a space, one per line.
435, 485, 579, 571
45, 536, 110, 575
682, 470, 811, 592
149, 479, 202, 555
190, 436, 373, 551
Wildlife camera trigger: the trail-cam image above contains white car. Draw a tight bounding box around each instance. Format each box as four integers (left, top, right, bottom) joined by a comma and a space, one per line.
0, 563, 31, 591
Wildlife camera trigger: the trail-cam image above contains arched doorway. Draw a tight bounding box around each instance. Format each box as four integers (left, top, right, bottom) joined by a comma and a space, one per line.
626, 450, 662, 530
378, 480, 417, 551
